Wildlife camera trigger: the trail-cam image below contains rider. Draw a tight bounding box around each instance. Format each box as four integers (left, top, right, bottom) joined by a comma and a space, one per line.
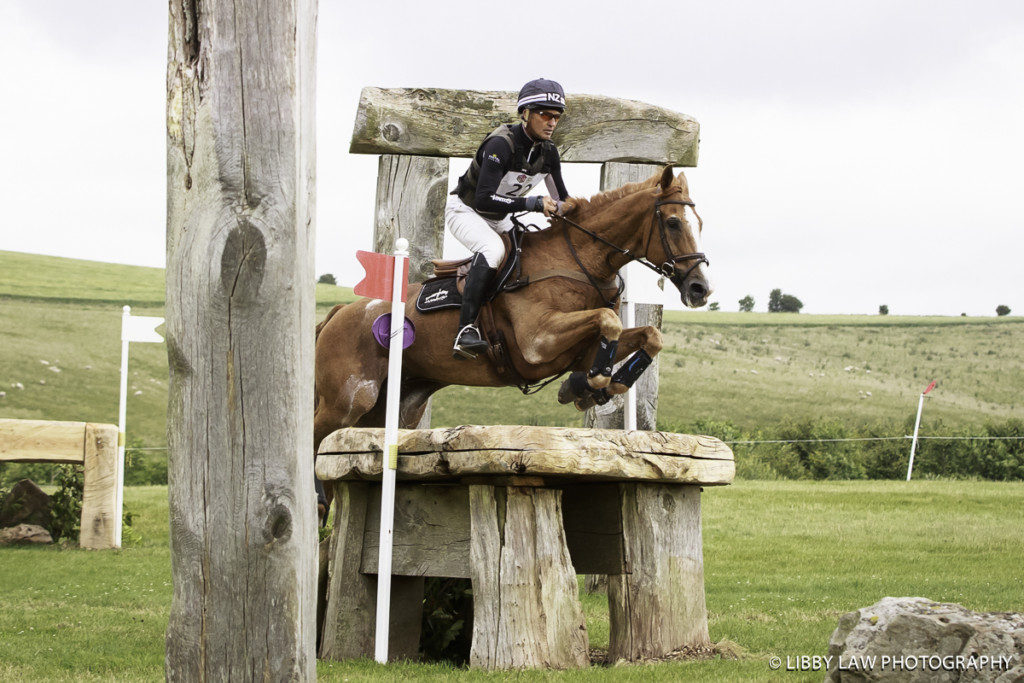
446, 77, 571, 359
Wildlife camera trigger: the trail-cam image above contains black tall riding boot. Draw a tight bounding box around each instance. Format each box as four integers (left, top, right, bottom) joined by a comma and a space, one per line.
453, 253, 496, 359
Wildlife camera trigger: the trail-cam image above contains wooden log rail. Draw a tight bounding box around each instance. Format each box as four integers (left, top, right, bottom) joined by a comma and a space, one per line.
316, 425, 734, 669
0, 418, 120, 549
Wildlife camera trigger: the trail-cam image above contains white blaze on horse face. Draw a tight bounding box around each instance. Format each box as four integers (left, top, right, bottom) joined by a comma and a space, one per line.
682, 204, 714, 294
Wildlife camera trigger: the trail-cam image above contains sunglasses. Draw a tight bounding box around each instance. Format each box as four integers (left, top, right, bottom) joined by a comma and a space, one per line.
535, 111, 562, 122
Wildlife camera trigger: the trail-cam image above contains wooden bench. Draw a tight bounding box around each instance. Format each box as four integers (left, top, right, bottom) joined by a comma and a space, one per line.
315, 425, 734, 669
0, 418, 120, 549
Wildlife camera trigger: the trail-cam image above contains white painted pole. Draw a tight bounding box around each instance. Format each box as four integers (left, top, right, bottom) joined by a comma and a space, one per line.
621, 269, 637, 432
374, 238, 409, 664
907, 393, 926, 481
115, 305, 130, 548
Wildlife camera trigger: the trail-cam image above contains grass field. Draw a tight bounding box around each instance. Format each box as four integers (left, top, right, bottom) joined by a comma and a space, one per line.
3, 250, 1021, 452
0, 480, 1021, 680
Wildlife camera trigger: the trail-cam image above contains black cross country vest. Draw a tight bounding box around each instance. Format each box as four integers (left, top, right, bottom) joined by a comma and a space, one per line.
454, 124, 554, 220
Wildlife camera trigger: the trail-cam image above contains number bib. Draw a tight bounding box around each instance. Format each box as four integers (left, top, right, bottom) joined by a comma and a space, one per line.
496, 171, 546, 199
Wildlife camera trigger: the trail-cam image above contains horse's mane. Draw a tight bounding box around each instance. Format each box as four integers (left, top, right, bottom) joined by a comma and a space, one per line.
564, 175, 663, 219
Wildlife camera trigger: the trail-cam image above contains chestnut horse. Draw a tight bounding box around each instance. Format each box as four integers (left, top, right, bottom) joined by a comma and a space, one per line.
313, 166, 711, 452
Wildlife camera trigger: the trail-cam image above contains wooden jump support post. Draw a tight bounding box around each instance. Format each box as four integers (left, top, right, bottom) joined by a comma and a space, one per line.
349, 87, 700, 428
165, 0, 317, 679
316, 425, 734, 668
0, 418, 120, 549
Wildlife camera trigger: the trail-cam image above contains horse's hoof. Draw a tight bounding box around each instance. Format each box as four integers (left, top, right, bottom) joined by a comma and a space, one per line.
557, 379, 577, 404
574, 394, 597, 411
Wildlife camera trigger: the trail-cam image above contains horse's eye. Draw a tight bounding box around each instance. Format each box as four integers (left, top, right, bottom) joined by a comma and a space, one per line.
667, 216, 682, 230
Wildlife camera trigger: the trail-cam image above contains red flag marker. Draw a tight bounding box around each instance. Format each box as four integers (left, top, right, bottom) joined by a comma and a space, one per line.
923, 380, 937, 395
353, 250, 409, 302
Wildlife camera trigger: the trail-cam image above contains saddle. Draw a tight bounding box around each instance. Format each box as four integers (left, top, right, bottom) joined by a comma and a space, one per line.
417, 228, 530, 385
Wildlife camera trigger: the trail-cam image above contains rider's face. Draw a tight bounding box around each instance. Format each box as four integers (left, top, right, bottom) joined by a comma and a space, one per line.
524, 109, 561, 140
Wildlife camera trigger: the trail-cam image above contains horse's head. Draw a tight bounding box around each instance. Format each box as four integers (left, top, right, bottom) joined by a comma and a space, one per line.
645, 166, 712, 308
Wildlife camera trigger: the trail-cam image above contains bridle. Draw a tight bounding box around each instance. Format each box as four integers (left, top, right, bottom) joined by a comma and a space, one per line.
553, 194, 709, 305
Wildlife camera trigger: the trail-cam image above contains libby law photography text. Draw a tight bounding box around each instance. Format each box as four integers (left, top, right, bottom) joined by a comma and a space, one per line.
772, 653, 1016, 674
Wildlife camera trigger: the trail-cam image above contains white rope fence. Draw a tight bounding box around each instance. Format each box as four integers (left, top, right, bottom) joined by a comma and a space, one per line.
720, 436, 1024, 446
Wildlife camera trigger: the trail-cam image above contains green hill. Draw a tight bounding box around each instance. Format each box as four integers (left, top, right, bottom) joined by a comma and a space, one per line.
2, 250, 1022, 453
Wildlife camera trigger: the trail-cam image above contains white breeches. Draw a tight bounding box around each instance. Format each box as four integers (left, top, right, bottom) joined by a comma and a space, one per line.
445, 196, 513, 268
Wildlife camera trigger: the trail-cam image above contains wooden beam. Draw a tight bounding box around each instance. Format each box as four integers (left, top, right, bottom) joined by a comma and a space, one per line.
350, 87, 699, 165
608, 484, 709, 659
79, 423, 119, 550
165, 0, 317, 678
469, 485, 589, 669
0, 418, 87, 463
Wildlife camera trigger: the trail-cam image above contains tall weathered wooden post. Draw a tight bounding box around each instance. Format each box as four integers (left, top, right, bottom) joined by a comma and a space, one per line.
165, 1, 318, 679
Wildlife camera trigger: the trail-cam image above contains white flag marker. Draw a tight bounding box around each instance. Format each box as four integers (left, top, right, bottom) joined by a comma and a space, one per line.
374, 238, 410, 664
117, 306, 165, 546
906, 380, 937, 481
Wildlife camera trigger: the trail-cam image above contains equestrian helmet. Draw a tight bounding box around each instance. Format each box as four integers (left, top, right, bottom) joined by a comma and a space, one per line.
517, 78, 566, 113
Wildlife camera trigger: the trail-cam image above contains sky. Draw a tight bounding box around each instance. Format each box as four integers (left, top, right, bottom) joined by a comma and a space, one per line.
2, 1, 1022, 315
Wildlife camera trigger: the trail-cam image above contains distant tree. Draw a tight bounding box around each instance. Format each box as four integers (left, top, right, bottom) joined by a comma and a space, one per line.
779, 294, 803, 313
768, 288, 803, 313
738, 295, 755, 312
879, 305, 889, 315
318, 273, 337, 285
961, 312, 967, 317
996, 305, 1011, 316
708, 302, 720, 311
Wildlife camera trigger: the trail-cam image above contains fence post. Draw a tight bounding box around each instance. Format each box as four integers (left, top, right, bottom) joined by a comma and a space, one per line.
165, 0, 317, 679
372, 154, 448, 427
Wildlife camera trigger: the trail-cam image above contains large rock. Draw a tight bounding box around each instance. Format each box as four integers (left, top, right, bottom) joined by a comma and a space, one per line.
0, 479, 51, 528
827, 597, 1024, 682
0, 524, 53, 545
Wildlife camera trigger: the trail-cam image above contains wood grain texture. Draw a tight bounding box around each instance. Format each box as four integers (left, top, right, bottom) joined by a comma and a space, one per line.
373, 154, 448, 284
318, 483, 425, 662
319, 483, 375, 660
372, 153, 447, 429
0, 418, 88, 463
586, 162, 665, 432
165, 0, 317, 678
316, 425, 734, 485
360, 484, 470, 578
79, 423, 119, 550
469, 486, 589, 670
350, 87, 699, 165
608, 483, 709, 660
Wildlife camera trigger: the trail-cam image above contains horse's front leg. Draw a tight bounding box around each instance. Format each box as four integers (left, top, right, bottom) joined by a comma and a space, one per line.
558, 324, 663, 410
516, 306, 624, 389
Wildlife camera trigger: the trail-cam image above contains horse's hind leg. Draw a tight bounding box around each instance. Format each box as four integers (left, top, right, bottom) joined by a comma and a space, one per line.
354, 378, 446, 429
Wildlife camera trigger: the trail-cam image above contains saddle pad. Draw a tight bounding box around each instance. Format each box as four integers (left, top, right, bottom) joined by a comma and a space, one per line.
416, 277, 462, 313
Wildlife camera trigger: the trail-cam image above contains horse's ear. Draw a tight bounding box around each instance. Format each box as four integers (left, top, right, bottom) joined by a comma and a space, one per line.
659, 165, 674, 192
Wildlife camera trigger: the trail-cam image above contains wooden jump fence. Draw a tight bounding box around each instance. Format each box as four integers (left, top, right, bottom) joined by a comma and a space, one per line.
0, 418, 119, 549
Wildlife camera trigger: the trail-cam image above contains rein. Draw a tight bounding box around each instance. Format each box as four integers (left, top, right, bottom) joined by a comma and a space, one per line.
553, 196, 710, 296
